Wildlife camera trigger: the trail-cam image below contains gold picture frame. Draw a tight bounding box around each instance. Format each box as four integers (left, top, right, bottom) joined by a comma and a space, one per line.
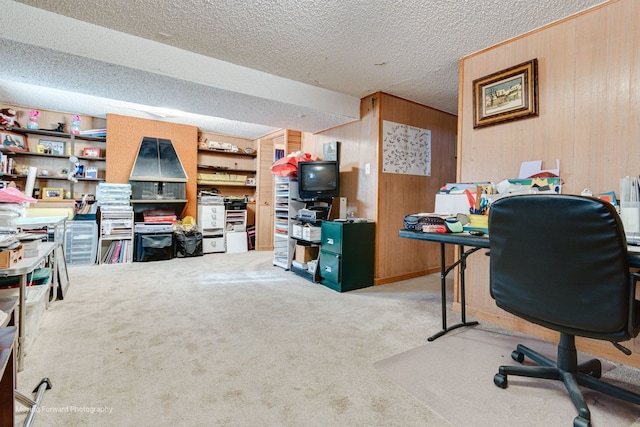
473, 59, 538, 128
41, 187, 64, 200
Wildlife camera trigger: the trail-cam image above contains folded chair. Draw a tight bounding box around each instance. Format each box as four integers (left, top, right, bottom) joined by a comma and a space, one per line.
488, 194, 640, 427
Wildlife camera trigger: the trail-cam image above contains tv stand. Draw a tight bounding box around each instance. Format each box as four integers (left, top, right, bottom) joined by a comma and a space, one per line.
290, 199, 334, 281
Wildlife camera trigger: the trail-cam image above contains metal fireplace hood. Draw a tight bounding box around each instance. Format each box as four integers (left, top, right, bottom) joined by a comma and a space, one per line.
129, 136, 188, 218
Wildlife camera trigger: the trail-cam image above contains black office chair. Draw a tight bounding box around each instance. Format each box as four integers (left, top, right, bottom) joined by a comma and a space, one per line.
488, 194, 640, 427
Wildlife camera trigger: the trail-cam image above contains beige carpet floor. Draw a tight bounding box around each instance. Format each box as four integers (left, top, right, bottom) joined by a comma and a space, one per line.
375, 328, 640, 426
12, 250, 640, 426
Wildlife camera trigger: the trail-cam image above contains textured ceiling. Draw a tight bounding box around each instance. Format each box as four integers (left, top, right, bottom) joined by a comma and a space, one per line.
0, 0, 605, 139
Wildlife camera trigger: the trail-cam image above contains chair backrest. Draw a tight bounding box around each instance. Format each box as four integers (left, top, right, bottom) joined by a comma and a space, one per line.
489, 194, 634, 341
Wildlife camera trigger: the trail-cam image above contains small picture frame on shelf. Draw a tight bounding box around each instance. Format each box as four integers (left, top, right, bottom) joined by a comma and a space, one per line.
38, 139, 66, 155
82, 147, 101, 158
42, 187, 64, 200
84, 166, 98, 179
0, 131, 29, 152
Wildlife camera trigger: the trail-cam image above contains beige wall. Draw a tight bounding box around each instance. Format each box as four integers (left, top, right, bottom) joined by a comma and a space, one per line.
458, 0, 640, 366
304, 92, 458, 284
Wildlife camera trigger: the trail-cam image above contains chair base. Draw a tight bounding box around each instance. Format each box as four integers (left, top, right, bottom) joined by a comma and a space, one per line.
493, 334, 640, 427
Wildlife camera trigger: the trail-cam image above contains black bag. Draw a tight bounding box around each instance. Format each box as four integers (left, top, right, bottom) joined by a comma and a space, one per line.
135, 233, 175, 262
175, 230, 203, 257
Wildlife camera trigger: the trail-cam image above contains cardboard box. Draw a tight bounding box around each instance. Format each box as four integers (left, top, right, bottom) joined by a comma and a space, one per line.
21, 239, 40, 257
302, 225, 321, 242
291, 259, 308, 269
21, 239, 40, 250
307, 260, 318, 274
295, 244, 319, 263
292, 224, 303, 239
0, 245, 24, 268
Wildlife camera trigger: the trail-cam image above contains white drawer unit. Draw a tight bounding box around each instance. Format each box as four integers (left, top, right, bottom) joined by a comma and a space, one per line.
200, 213, 225, 229
198, 198, 226, 253
202, 237, 225, 254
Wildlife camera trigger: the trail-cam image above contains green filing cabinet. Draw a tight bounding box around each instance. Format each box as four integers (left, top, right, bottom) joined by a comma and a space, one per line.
319, 220, 375, 292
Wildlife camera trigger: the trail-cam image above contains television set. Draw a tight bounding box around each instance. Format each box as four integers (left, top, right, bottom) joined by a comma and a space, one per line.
297, 161, 340, 201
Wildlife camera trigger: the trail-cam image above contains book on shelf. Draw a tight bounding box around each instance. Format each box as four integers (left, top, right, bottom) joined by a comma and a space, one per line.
102, 239, 129, 264
111, 240, 122, 264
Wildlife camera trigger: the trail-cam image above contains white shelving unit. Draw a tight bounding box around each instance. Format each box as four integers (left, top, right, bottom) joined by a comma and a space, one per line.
225, 209, 247, 253
98, 210, 134, 264
273, 176, 304, 269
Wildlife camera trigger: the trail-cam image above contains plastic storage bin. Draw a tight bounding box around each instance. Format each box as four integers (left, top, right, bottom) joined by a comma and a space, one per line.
65, 220, 98, 265
0, 284, 49, 351
96, 183, 132, 203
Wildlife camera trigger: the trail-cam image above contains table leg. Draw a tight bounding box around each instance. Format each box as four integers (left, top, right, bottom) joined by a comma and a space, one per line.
427, 243, 480, 341
17, 275, 25, 371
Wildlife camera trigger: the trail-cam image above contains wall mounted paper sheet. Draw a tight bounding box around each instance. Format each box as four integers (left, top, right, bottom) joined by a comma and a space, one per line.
382, 121, 431, 176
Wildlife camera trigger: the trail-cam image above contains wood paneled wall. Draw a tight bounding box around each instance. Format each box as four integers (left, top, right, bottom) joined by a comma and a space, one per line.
378, 94, 458, 282
302, 94, 379, 220
303, 92, 458, 284
106, 114, 198, 218
458, 0, 640, 367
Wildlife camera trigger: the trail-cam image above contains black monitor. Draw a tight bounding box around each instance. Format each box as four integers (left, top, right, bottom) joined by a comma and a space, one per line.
297, 161, 339, 201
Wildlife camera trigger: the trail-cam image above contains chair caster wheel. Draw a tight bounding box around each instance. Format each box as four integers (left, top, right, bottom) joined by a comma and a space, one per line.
494, 373, 508, 389
511, 350, 525, 363
574, 415, 590, 427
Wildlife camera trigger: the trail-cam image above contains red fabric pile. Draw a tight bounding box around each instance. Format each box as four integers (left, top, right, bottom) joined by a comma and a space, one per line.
270, 153, 312, 177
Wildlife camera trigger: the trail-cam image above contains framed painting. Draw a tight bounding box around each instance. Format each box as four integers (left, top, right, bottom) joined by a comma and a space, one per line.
0, 130, 29, 152
473, 59, 538, 128
323, 141, 339, 162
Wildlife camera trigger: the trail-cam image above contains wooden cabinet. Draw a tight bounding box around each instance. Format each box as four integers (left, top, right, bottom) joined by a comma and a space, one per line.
319, 221, 375, 292
0, 127, 106, 199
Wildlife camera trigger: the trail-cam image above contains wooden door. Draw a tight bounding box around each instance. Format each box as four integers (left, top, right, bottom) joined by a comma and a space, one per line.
255, 137, 274, 250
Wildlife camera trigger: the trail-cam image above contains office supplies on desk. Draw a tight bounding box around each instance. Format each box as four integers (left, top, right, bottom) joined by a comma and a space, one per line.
403, 213, 453, 231
518, 159, 560, 179
434, 193, 472, 215
627, 232, 640, 246
620, 176, 640, 233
